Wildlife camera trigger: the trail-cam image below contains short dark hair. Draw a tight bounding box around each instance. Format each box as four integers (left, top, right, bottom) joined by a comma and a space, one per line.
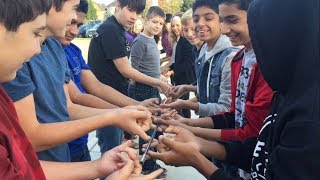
0, 0, 52, 32
77, 0, 89, 14
216, 0, 253, 11
118, 0, 146, 14
192, 0, 219, 14
146, 6, 165, 20
53, 0, 66, 11
165, 13, 172, 23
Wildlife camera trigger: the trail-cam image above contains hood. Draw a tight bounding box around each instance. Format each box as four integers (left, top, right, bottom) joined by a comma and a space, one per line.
248, 0, 319, 93
204, 35, 233, 61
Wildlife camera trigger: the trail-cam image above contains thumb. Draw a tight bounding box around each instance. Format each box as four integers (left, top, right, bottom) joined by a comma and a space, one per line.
117, 154, 134, 177
164, 125, 182, 135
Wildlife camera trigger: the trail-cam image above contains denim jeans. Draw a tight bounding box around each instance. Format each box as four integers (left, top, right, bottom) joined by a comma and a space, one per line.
128, 82, 162, 171
179, 93, 191, 118
70, 145, 91, 162
96, 126, 123, 155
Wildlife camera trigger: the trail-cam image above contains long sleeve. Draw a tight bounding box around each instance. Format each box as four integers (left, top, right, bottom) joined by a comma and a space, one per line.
209, 137, 257, 180
173, 38, 196, 85
198, 52, 235, 116
220, 65, 273, 141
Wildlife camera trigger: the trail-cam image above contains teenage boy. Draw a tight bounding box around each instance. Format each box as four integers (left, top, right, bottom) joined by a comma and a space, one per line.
88, 0, 170, 96
128, 6, 167, 176
0, 0, 164, 179
148, 0, 320, 179
3, 0, 152, 163
164, 0, 237, 118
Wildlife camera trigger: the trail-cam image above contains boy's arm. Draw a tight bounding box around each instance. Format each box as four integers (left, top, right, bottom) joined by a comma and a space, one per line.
40, 160, 101, 180
65, 83, 116, 119
186, 117, 215, 128
184, 126, 222, 141
117, 38, 171, 93
13, 84, 150, 152
81, 70, 139, 107
39, 140, 140, 179
13, 92, 115, 152
67, 79, 118, 109
113, 57, 170, 93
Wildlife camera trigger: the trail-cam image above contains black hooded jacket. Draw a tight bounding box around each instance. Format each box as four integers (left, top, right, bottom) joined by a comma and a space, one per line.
211, 0, 320, 179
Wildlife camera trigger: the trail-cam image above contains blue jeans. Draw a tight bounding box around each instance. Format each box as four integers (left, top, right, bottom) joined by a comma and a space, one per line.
70, 146, 91, 162
96, 126, 123, 155
128, 83, 161, 171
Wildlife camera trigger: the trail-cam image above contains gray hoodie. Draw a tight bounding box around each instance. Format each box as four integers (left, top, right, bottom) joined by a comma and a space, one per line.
197, 35, 238, 117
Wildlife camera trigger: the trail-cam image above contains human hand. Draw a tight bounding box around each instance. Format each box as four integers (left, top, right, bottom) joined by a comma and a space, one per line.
160, 66, 169, 74
112, 108, 152, 141
160, 99, 190, 111
143, 126, 200, 155
105, 144, 164, 180
140, 98, 160, 108
159, 109, 177, 119
167, 85, 188, 99
157, 81, 172, 94
97, 140, 138, 177
160, 75, 168, 83
140, 98, 162, 115
162, 96, 173, 104
164, 70, 174, 78
124, 105, 149, 112
146, 126, 201, 167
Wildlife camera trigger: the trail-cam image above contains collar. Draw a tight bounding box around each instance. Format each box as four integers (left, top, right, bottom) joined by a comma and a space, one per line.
110, 15, 125, 32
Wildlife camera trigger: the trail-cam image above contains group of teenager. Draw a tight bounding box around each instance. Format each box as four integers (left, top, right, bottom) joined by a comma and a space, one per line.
0, 0, 319, 180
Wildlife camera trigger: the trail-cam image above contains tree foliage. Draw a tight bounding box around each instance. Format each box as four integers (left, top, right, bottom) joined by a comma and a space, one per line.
180, 0, 195, 12
87, 0, 98, 20
158, 0, 183, 14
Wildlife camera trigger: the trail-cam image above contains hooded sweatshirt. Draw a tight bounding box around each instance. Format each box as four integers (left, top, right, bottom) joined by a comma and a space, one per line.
210, 0, 320, 179
197, 35, 238, 116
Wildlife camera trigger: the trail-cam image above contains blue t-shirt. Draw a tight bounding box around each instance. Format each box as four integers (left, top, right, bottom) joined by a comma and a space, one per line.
64, 43, 89, 154
3, 38, 71, 162
64, 43, 90, 93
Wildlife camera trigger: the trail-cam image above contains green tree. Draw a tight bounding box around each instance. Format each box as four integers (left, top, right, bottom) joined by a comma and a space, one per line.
181, 0, 195, 12
159, 0, 183, 14
87, 0, 98, 20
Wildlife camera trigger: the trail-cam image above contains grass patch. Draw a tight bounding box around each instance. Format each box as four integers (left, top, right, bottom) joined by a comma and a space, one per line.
74, 38, 91, 40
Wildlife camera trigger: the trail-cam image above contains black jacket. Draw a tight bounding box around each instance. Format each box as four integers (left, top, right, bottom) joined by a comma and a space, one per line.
211, 0, 320, 179
170, 37, 196, 85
